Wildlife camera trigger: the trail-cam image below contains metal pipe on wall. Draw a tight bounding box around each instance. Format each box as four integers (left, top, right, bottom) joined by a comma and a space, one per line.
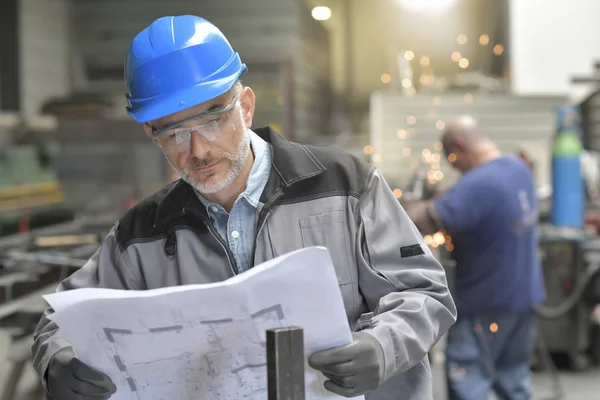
344, 0, 354, 101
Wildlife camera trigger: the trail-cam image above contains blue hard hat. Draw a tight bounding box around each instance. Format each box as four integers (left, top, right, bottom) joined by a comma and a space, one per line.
125, 15, 248, 123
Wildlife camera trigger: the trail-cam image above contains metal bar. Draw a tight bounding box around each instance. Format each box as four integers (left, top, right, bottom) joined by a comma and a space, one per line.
0, 212, 116, 250
2, 251, 88, 268
33, 234, 100, 248
0, 284, 54, 320
282, 60, 296, 141
571, 76, 600, 84
0, 359, 26, 400
266, 326, 305, 400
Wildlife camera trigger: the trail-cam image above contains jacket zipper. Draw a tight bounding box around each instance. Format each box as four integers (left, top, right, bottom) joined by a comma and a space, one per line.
197, 213, 239, 275
251, 188, 285, 265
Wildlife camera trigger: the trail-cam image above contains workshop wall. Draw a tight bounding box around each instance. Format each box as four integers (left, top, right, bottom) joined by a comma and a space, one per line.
19, 0, 72, 119
71, 0, 331, 141
72, 0, 298, 81
509, 0, 600, 96
293, 2, 332, 140
369, 92, 566, 188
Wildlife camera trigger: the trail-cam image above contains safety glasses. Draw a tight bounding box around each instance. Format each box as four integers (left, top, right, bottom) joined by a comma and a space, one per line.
153, 94, 239, 155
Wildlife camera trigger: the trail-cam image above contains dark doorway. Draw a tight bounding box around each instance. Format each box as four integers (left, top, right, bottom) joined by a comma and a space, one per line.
0, 0, 21, 112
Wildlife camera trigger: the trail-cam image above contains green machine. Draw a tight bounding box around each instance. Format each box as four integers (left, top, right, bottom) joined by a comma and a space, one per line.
0, 139, 74, 236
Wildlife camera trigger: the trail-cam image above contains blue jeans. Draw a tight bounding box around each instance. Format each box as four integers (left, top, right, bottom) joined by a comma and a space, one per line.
445, 311, 535, 400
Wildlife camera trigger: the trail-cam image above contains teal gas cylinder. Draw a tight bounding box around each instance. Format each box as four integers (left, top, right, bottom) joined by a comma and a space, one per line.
551, 116, 584, 228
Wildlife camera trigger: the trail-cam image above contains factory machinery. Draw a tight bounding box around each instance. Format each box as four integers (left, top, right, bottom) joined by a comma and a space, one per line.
536, 229, 600, 369
0, 213, 118, 400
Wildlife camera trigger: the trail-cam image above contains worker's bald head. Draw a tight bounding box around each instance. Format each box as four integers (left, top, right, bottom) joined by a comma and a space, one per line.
442, 116, 485, 149
441, 116, 497, 173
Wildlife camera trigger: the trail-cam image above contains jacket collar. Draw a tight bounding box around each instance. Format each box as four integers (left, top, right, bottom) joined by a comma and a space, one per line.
154, 126, 326, 225
255, 126, 326, 186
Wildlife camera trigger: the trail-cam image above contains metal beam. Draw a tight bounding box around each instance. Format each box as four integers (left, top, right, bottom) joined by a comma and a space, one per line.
571, 76, 600, 84
266, 327, 306, 400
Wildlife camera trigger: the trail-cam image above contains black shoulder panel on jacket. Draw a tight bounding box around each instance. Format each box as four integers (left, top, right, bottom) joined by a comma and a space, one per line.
115, 180, 208, 250
277, 144, 376, 204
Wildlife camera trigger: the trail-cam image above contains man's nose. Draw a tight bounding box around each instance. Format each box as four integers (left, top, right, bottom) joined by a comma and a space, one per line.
189, 130, 211, 158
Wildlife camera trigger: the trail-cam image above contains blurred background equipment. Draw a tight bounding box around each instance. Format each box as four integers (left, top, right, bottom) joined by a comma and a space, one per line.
402, 166, 445, 201
536, 227, 600, 370
0, 124, 74, 236
551, 105, 585, 229
530, 67, 600, 376
0, 0, 600, 398
0, 213, 117, 400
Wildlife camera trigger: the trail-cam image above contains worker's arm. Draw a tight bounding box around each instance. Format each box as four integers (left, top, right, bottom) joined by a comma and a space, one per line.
308, 169, 456, 396
31, 223, 144, 390
407, 176, 495, 236
355, 169, 457, 381
404, 200, 443, 235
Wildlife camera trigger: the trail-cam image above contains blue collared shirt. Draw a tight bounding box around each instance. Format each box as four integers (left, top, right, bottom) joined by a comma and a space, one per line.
195, 130, 272, 273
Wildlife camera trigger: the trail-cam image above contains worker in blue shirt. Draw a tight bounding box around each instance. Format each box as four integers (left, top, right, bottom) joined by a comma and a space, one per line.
407, 116, 546, 400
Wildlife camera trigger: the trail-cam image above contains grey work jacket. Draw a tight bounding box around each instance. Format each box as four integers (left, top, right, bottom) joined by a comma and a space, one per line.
32, 127, 456, 400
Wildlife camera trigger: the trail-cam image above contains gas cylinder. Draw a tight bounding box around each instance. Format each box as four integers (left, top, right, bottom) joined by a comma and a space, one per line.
551, 106, 584, 228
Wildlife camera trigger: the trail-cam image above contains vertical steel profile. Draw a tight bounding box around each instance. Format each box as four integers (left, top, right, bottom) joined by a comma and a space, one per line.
266, 326, 306, 400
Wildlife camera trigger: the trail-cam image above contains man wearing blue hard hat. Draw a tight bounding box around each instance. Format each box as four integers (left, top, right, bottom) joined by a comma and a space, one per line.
32, 15, 456, 400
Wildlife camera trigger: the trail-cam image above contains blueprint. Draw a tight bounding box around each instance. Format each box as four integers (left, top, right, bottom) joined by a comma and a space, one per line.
45, 246, 364, 400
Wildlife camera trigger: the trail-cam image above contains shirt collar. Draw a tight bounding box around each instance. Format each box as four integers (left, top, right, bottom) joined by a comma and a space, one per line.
243, 129, 271, 207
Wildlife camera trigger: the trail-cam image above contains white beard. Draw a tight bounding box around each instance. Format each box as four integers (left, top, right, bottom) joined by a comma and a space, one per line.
170, 107, 251, 194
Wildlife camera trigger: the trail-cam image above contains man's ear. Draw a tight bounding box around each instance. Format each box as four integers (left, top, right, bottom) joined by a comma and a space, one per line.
239, 87, 256, 128
143, 123, 159, 144
453, 137, 468, 152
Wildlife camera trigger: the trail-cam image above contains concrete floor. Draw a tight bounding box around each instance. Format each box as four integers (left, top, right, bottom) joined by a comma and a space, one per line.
432, 362, 600, 400
0, 335, 598, 400
2, 353, 598, 400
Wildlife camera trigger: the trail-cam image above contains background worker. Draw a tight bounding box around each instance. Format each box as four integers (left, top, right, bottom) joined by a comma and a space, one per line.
32, 15, 456, 400
406, 116, 545, 400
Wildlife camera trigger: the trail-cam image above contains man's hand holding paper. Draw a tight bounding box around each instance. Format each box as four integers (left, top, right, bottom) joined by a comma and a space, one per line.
47, 348, 116, 399
309, 332, 384, 397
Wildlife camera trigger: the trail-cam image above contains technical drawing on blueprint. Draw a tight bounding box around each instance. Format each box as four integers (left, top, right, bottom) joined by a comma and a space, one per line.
45, 247, 363, 400
101, 304, 291, 399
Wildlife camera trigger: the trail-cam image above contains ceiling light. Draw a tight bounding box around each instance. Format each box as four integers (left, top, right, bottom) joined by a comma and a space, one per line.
311, 6, 332, 21
398, 0, 458, 12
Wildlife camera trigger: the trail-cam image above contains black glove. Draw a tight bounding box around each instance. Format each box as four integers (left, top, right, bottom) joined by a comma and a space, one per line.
47, 347, 116, 399
308, 332, 384, 397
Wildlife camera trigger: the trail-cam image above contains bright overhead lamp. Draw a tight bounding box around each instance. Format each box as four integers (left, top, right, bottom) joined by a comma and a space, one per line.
397, 0, 458, 12
312, 6, 332, 21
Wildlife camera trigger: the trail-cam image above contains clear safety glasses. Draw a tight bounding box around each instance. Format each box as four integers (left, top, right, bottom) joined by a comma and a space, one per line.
152, 94, 239, 155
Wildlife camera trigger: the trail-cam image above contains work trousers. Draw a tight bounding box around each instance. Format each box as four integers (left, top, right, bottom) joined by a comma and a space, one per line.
445, 310, 536, 400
